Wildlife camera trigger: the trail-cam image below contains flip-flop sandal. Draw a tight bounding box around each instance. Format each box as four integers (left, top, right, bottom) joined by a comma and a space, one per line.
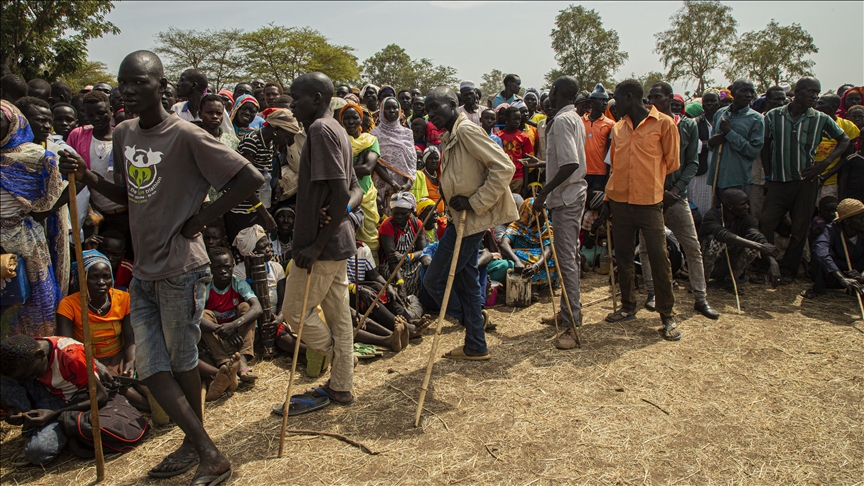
148, 455, 200, 478
353, 343, 380, 359
660, 323, 682, 341
271, 394, 331, 416
189, 468, 232, 486
306, 386, 354, 406
442, 346, 490, 361
605, 309, 637, 323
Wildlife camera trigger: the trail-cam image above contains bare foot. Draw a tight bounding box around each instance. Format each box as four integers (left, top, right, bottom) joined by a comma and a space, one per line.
227, 353, 242, 392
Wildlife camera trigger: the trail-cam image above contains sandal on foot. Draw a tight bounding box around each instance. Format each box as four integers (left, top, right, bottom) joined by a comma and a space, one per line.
189, 469, 232, 486
802, 288, 821, 299
148, 456, 200, 478
442, 346, 490, 361
605, 309, 637, 323
482, 310, 497, 331
305, 386, 354, 405
271, 394, 331, 416
660, 316, 682, 341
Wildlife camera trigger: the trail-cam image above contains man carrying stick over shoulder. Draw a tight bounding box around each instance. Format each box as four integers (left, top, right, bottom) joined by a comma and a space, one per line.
529, 76, 588, 349
282, 72, 363, 406
420, 87, 518, 360
60, 50, 263, 485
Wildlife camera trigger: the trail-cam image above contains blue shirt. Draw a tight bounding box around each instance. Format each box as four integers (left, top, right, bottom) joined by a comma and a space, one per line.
489, 133, 503, 148
493, 93, 520, 108
707, 105, 765, 189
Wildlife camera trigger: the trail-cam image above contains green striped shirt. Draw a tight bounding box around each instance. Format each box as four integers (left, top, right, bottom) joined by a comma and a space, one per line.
764, 105, 843, 182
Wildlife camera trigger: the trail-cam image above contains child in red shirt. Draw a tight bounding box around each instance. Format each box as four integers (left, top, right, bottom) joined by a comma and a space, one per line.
497, 106, 534, 194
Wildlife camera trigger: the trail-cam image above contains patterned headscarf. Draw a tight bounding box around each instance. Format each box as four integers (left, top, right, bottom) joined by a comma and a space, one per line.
230, 94, 260, 138
505, 198, 553, 245
83, 250, 113, 284
838, 87, 863, 119
390, 191, 416, 211
264, 108, 300, 134
217, 90, 235, 106
672, 94, 687, 116
371, 97, 416, 181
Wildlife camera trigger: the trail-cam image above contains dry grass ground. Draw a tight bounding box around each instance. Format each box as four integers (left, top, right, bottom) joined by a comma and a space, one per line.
1, 273, 862, 485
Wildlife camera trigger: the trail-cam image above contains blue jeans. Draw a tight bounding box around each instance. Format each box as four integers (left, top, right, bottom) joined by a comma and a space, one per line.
0, 376, 68, 465
129, 265, 211, 379
420, 225, 486, 354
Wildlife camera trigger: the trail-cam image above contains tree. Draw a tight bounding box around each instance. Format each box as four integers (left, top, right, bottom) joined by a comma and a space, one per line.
58, 60, 116, 93
361, 44, 458, 93
654, 0, 737, 94
237, 24, 359, 90
630, 71, 666, 94
153, 27, 244, 91
0, 0, 119, 80
480, 69, 505, 99
546, 5, 628, 89
725, 20, 817, 92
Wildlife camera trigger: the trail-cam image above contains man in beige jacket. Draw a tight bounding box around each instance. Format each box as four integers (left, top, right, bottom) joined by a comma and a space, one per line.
420, 87, 518, 360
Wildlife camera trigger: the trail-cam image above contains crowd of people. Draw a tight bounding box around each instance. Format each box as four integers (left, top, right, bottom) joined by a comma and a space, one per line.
1, 49, 862, 485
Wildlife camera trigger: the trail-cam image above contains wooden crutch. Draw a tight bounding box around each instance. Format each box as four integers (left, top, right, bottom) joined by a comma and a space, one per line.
839, 227, 864, 320
354, 194, 444, 337
531, 207, 560, 338
278, 270, 312, 457
67, 175, 106, 481
711, 142, 742, 314
414, 212, 466, 427
540, 206, 581, 346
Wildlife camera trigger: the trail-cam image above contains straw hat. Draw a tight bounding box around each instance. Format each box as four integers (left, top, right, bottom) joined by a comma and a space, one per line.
834, 198, 864, 222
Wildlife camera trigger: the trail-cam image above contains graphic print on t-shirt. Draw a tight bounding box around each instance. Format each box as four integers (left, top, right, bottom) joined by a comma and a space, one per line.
124, 145, 164, 202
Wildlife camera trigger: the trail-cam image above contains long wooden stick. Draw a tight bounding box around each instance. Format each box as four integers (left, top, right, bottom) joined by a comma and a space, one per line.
606, 221, 617, 313
531, 208, 560, 338
543, 207, 579, 345
414, 211, 466, 427
278, 270, 313, 458
354, 194, 444, 337
839, 227, 864, 320
711, 142, 741, 314
67, 176, 105, 481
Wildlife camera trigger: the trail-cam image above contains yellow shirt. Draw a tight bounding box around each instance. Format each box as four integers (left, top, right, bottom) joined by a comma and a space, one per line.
607, 106, 681, 205
816, 117, 859, 185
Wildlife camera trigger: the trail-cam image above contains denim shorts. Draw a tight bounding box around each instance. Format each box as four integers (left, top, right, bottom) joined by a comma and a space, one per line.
129, 265, 211, 380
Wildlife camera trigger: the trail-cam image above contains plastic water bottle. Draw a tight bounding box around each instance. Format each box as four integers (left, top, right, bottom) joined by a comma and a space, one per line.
259, 171, 272, 209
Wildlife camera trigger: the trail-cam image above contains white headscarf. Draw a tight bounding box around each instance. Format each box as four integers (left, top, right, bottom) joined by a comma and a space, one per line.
233, 224, 267, 257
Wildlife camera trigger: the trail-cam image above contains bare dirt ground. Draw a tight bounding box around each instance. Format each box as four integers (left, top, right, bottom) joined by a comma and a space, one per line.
2, 272, 862, 485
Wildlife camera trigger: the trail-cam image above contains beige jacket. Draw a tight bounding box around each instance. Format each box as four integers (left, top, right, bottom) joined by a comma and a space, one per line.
440, 112, 519, 236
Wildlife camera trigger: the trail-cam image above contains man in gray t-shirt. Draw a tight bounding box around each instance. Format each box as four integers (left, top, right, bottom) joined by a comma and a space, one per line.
60, 50, 262, 484
280, 72, 362, 408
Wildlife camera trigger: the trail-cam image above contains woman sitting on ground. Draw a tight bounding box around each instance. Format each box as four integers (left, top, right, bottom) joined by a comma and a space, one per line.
499, 198, 558, 294
379, 192, 427, 299
55, 250, 150, 412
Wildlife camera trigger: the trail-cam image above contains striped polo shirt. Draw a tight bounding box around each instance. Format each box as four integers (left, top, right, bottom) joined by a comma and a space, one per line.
763, 105, 844, 182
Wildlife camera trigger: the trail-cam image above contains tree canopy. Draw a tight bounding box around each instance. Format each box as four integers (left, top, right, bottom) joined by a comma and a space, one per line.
153, 27, 244, 91
654, 0, 737, 94
0, 0, 119, 80
57, 60, 116, 93
546, 5, 628, 89
725, 20, 817, 92
362, 44, 457, 94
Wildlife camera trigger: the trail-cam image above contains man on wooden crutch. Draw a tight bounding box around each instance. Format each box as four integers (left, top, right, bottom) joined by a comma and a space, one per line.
419, 87, 518, 360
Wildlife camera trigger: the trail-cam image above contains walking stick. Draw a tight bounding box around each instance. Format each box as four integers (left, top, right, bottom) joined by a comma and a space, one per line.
414, 211, 466, 427
531, 207, 560, 337
354, 194, 444, 337
67, 176, 105, 481
711, 142, 742, 314
278, 269, 312, 458
839, 227, 864, 320
606, 221, 618, 313
543, 207, 579, 344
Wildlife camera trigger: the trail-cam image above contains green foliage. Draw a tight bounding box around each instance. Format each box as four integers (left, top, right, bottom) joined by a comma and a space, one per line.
480, 69, 505, 101
725, 20, 817, 92
57, 60, 116, 93
654, 0, 737, 94
361, 44, 457, 94
0, 0, 119, 80
628, 71, 667, 95
546, 5, 628, 89
237, 24, 359, 90
153, 27, 244, 91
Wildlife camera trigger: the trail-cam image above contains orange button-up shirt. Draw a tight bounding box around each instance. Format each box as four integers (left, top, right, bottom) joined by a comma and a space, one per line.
607, 106, 680, 205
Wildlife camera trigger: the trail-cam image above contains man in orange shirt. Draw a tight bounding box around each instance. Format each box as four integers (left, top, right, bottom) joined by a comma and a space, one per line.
601, 80, 681, 340
583, 84, 615, 190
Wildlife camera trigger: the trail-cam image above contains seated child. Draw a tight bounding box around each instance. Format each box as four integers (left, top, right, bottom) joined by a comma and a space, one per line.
0, 335, 148, 466
203, 224, 230, 251
56, 250, 149, 412
200, 247, 263, 401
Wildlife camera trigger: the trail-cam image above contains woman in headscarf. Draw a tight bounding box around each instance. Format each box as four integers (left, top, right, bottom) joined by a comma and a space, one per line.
233, 224, 285, 318
217, 90, 235, 114
339, 102, 381, 260
838, 87, 863, 119
360, 84, 380, 118
371, 97, 417, 214
378, 192, 427, 298
421, 146, 445, 215
671, 94, 687, 117
270, 205, 295, 270
55, 250, 150, 410
0, 100, 65, 339
230, 94, 262, 139
499, 198, 558, 290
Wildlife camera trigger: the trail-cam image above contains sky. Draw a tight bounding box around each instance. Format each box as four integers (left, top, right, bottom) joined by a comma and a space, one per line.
87, 1, 863, 94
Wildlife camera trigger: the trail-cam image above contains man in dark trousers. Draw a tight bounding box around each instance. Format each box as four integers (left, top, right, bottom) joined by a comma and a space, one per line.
60, 50, 263, 485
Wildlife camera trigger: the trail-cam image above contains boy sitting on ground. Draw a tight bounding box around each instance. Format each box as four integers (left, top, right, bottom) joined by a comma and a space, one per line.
200, 247, 263, 401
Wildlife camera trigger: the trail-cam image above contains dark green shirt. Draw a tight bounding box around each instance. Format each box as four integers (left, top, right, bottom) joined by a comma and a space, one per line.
763, 105, 844, 182
664, 116, 699, 200
707, 105, 765, 188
